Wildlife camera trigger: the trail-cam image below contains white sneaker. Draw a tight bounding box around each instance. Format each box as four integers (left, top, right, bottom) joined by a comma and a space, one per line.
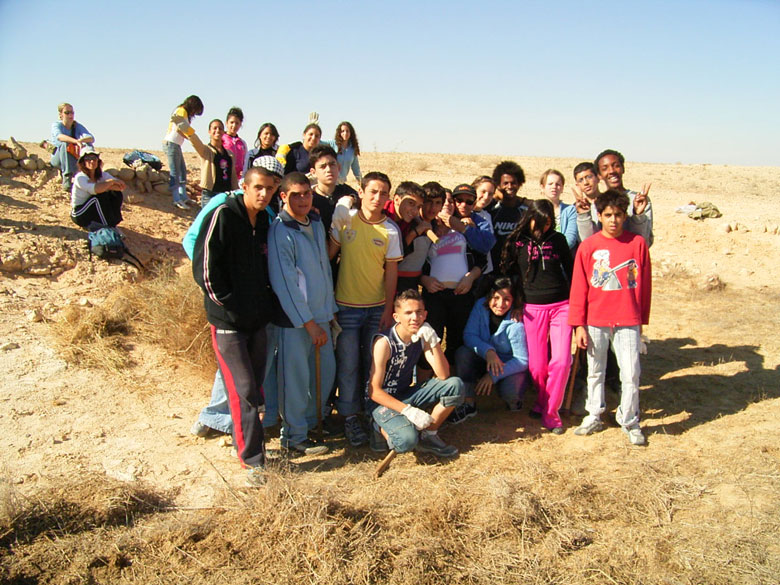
622, 425, 646, 446
574, 417, 604, 436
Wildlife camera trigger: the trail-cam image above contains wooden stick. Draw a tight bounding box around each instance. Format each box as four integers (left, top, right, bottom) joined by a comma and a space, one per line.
375, 450, 397, 478
315, 345, 323, 442
561, 346, 581, 416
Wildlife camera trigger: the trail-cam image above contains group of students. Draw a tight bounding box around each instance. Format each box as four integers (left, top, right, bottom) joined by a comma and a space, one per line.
183, 124, 654, 486
163, 95, 362, 210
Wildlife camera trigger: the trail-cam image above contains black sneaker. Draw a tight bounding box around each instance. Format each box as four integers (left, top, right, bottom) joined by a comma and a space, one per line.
321, 415, 345, 438
415, 432, 458, 458
281, 438, 329, 457
448, 403, 477, 425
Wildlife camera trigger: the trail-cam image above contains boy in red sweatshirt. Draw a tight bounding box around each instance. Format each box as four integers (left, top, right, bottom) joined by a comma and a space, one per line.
568, 190, 651, 446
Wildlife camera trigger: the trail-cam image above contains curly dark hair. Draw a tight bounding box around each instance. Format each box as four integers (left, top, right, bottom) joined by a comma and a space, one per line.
335, 121, 360, 156
491, 161, 526, 187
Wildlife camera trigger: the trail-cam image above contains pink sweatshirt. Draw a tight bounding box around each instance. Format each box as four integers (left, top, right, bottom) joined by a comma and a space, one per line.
222, 134, 247, 179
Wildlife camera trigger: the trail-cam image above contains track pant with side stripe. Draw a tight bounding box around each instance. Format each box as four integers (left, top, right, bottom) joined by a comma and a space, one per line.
211, 325, 267, 468
71, 190, 123, 228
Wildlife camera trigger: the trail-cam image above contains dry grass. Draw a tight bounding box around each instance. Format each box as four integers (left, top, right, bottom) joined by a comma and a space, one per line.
50, 262, 213, 375
1, 445, 778, 584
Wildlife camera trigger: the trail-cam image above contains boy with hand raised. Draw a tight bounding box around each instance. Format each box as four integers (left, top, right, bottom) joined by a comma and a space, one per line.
367, 289, 464, 457
268, 172, 337, 456
573, 150, 653, 246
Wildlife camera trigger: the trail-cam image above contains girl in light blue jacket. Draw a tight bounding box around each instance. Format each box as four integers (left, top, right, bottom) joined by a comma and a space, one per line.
450, 277, 529, 424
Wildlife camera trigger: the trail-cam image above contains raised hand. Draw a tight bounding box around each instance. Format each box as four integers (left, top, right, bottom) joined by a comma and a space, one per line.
633, 183, 651, 215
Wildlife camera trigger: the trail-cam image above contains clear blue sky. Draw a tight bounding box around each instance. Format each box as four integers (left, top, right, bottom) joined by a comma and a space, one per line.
2, 0, 778, 165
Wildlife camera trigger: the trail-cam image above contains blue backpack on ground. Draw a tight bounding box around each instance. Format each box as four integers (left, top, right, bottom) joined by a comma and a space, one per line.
87, 225, 144, 270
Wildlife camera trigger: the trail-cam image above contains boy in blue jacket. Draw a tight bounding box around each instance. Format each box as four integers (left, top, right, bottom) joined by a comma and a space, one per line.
268, 172, 338, 456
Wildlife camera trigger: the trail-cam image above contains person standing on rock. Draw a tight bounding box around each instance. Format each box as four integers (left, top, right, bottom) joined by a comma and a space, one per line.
50, 103, 94, 193
163, 95, 204, 209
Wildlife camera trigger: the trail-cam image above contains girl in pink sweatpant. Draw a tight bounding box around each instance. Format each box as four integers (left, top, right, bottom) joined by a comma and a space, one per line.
500, 199, 574, 433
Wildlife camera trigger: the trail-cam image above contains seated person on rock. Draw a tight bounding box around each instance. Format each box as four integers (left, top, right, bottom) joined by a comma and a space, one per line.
51, 102, 94, 193
70, 146, 125, 229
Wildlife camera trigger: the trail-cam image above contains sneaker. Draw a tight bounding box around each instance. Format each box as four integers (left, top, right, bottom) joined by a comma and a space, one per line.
448, 402, 477, 425
245, 466, 266, 487
549, 426, 565, 435
174, 200, 188, 210
622, 425, 647, 446
344, 416, 368, 447
281, 438, 329, 457
416, 432, 458, 458
574, 417, 604, 436
190, 421, 212, 437
369, 422, 389, 453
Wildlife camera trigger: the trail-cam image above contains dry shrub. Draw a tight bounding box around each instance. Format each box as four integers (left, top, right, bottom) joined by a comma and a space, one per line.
50, 262, 212, 374
50, 293, 136, 372
123, 262, 212, 370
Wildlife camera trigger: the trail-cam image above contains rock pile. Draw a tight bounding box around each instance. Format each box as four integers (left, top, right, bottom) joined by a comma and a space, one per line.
105, 161, 171, 195
0, 137, 47, 171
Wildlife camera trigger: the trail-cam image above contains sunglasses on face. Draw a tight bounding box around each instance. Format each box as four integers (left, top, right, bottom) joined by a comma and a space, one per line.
455, 197, 475, 205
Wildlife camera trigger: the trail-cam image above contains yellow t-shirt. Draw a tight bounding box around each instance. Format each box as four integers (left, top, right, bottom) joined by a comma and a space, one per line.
332, 211, 402, 307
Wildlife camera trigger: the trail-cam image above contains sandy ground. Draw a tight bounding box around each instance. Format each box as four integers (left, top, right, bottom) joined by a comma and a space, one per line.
1, 142, 779, 519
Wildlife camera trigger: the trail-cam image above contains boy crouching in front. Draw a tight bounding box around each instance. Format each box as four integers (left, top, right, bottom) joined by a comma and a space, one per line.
367, 289, 464, 457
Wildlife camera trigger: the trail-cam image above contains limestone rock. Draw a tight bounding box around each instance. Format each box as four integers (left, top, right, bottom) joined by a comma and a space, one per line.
0, 342, 20, 351
0, 149, 11, 161
700, 274, 725, 291
26, 309, 44, 323
1, 158, 19, 169
153, 183, 170, 194
118, 168, 135, 181
20, 158, 37, 171
134, 168, 148, 181
36, 158, 46, 170
144, 179, 153, 193
8, 137, 26, 160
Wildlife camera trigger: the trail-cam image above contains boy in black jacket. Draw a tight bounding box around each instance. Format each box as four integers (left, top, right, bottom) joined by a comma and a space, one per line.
192, 166, 277, 487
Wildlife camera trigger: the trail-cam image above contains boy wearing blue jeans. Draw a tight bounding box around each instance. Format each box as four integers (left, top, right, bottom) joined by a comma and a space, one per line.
329, 172, 402, 446
568, 190, 652, 446
268, 172, 337, 456
367, 289, 464, 457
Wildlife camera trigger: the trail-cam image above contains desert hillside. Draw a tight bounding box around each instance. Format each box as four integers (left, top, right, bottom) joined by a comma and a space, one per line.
1, 141, 778, 584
